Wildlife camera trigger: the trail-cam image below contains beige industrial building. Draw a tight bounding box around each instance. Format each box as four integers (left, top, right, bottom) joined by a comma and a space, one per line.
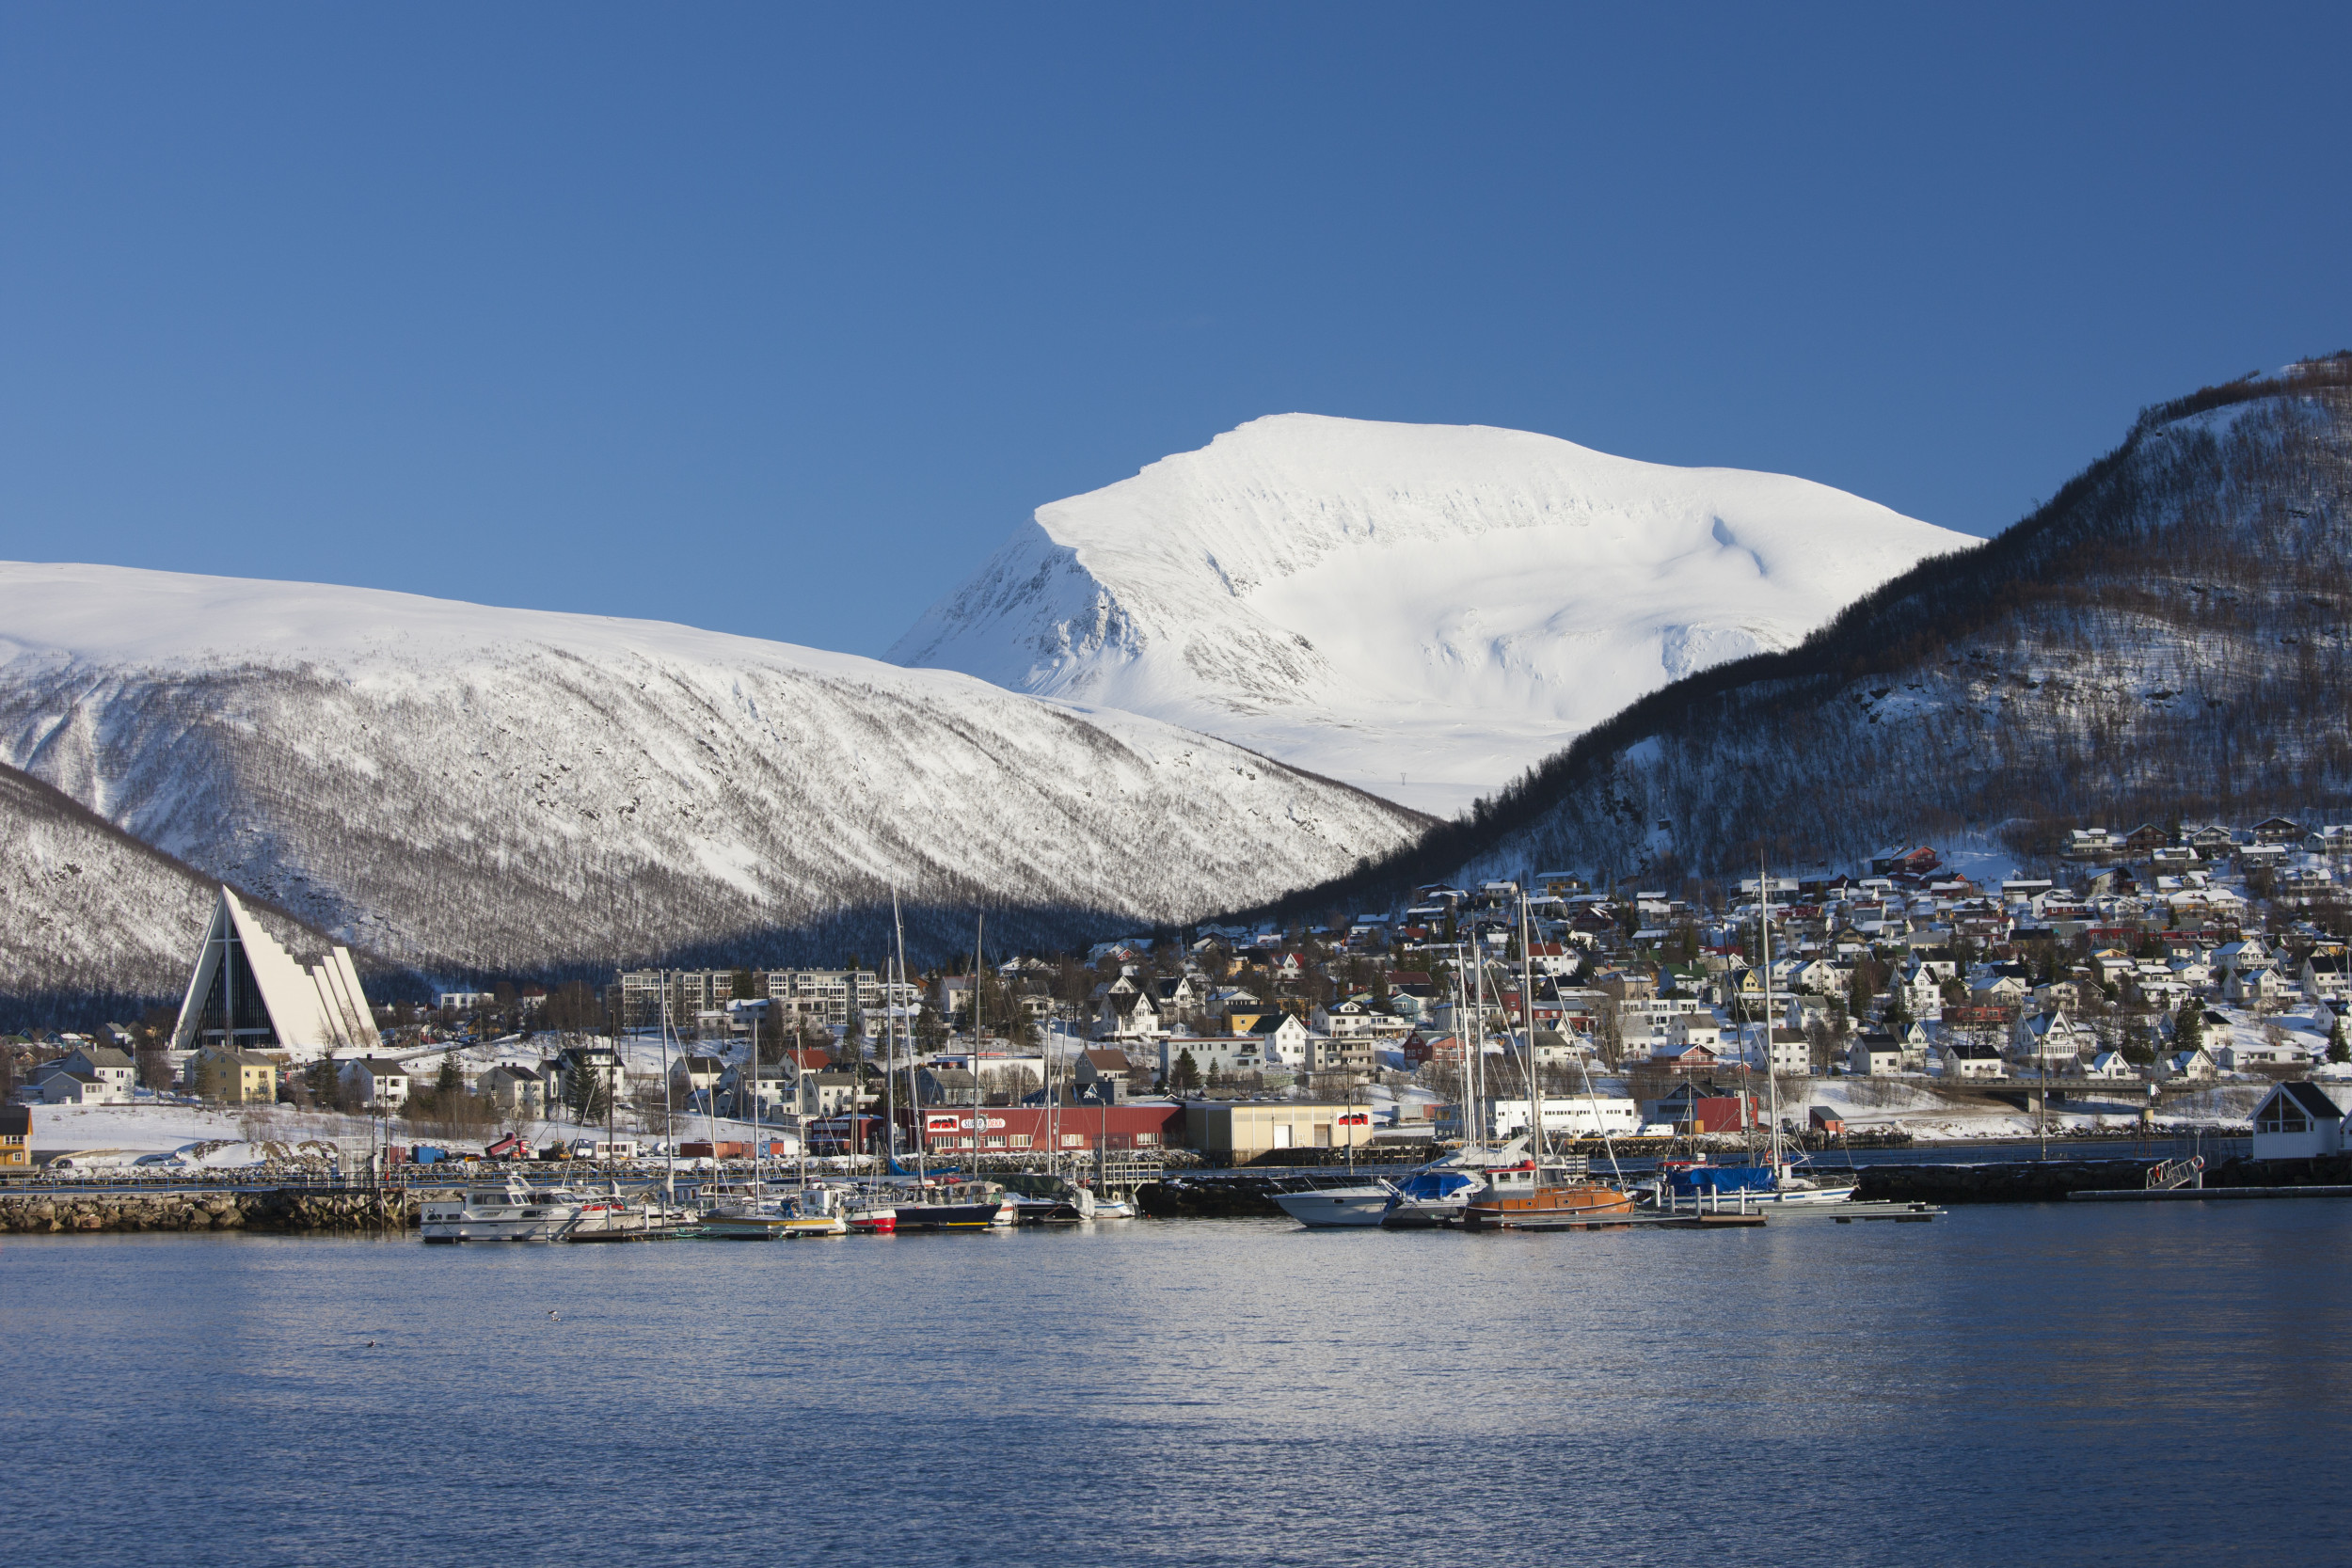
1184, 1101, 1374, 1161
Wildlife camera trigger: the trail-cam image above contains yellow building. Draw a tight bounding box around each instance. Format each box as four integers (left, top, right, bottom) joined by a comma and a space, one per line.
1184, 1101, 1374, 1162
0, 1105, 28, 1166
193, 1046, 280, 1105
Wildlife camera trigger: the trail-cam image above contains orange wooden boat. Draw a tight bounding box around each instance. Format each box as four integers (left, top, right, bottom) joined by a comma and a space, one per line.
1460, 1160, 1635, 1230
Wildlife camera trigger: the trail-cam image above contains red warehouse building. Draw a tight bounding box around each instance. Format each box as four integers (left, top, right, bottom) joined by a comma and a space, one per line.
898, 1104, 1185, 1154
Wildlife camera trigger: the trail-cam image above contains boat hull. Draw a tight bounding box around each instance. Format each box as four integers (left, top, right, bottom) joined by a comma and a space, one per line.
892, 1200, 1015, 1231
1462, 1183, 1636, 1230
1271, 1187, 1394, 1227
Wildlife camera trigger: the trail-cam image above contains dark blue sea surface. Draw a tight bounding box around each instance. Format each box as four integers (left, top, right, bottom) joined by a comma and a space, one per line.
5, 1204, 2344, 1566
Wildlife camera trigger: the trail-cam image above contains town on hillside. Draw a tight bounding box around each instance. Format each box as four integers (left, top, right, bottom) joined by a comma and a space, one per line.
9, 815, 2352, 1171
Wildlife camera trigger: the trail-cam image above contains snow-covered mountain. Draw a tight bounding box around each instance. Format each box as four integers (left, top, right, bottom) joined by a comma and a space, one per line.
1249, 356, 2352, 909
892, 414, 1971, 815
0, 563, 1426, 981
0, 759, 339, 1026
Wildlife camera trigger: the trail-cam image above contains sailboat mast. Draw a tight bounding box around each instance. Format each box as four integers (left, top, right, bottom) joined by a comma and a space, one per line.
1759, 849, 1779, 1173
895, 895, 923, 1186
660, 960, 675, 1208
885, 888, 901, 1177
1518, 889, 1546, 1164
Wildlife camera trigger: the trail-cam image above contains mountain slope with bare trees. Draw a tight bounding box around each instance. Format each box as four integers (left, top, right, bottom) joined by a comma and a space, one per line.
1254, 355, 2352, 911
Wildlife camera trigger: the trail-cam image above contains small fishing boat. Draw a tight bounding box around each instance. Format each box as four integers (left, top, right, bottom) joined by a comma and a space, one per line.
846, 1196, 898, 1234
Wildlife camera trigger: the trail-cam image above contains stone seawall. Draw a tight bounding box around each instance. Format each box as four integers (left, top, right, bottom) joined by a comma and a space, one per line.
0, 1189, 421, 1234
1857, 1153, 2352, 1204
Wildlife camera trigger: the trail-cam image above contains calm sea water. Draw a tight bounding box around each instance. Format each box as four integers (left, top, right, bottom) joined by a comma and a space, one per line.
6, 1204, 2345, 1567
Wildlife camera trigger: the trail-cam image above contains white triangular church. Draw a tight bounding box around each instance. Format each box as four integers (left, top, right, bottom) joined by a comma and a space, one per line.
169, 887, 378, 1062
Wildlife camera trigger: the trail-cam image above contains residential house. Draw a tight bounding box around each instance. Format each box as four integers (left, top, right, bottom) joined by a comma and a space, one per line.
2010, 1009, 2093, 1074
914, 1066, 980, 1106
799, 1069, 861, 1117
2081, 1051, 2140, 1082
1311, 998, 1380, 1039
479, 1064, 548, 1117
1306, 1036, 1375, 1080
1073, 1048, 1141, 1101
549, 1044, 627, 1101
192, 1045, 279, 1104
1239, 1011, 1312, 1069
40, 1046, 135, 1103
1847, 1033, 1907, 1077
666, 1055, 725, 1107
340, 1058, 411, 1109
39, 1071, 107, 1105
1094, 988, 1163, 1041
2218, 1038, 2314, 1072
0, 1104, 27, 1166
2162, 1047, 2219, 1081
1939, 1041, 2008, 1080
2251, 1081, 2350, 1159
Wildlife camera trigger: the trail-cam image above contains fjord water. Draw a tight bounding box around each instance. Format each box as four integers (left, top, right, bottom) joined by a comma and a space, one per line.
7, 1207, 2344, 1567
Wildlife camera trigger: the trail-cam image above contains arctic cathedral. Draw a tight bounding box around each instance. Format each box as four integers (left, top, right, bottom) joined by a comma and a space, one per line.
168, 887, 377, 1061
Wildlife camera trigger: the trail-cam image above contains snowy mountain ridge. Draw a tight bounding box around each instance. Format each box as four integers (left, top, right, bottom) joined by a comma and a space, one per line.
893, 414, 1972, 814
1242, 356, 2352, 911
0, 562, 1426, 981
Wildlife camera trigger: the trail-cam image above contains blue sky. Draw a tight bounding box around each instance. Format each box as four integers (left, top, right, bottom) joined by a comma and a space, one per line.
3, 4, 2346, 658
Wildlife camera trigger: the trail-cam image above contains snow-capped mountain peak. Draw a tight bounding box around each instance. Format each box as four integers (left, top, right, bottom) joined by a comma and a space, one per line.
893, 413, 1972, 815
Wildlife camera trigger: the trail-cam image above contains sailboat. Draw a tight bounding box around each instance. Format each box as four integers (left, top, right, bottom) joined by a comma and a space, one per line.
1633, 854, 1853, 1212
1460, 895, 1636, 1230
883, 908, 1015, 1232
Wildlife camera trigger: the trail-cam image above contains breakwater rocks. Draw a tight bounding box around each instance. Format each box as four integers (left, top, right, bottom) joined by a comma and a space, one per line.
0, 1189, 421, 1234
1857, 1161, 2152, 1204
1858, 1153, 2352, 1204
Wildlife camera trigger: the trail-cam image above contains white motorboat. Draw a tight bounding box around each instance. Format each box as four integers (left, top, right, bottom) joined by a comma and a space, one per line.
421, 1180, 592, 1243
1271, 1183, 1398, 1227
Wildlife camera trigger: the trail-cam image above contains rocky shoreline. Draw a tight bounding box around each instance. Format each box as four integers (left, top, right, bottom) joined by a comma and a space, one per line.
0, 1189, 421, 1234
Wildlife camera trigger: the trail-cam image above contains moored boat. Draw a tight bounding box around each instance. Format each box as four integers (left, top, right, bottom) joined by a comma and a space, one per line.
1271, 1183, 1397, 1227
421, 1179, 590, 1243
1460, 1158, 1636, 1230
889, 1180, 1016, 1230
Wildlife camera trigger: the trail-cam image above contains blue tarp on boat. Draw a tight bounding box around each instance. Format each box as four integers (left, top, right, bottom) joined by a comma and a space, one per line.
1666, 1165, 1776, 1195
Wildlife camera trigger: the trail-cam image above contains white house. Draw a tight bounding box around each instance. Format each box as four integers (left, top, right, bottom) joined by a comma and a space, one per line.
1847, 1034, 1907, 1077
1939, 1041, 2008, 1080
2163, 1047, 2219, 1081
2251, 1081, 2351, 1160
35, 1047, 136, 1104
341, 1058, 410, 1109
2010, 1009, 2092, 1073
478, 1064, 547, 1117
2301, 956, 2350, 1003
